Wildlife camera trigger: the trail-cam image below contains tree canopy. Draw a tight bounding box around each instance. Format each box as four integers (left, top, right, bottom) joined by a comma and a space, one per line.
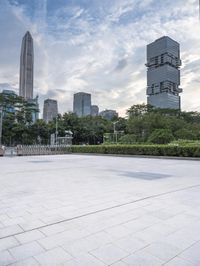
0, 93, 200, 146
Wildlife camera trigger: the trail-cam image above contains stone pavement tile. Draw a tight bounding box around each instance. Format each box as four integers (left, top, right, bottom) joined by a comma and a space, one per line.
39, 223, 66, 236
19, 219, 45, 231
111, 261, 128, 266
34, 247, 73, 265
123, 215, 160, 233
164, 230, 198, 250
0, 225, 24, 238
38, 229, 90, 250
62, 253, 106, 266
147, 222, 177, 236
179, 241, 200, 265
10, 257, 40, 266
0, 236, 19, 252
62, 238, 95, 257
142, 241, 181, 262
0, 250, 16, 265
9, 241, 45, 261
15, 230, 45, 244
2, 217, 27, 227
122, 250, 164, 266
177, 223, 200, 241
115, 235, 147, 253
164, 214, 199, 229
164, 257, 195, 266
0, 214, 10, 222
89, 243, 128, 265
149, 208, 183, 220
84, 231, 113, 249
105, 225, 133, 240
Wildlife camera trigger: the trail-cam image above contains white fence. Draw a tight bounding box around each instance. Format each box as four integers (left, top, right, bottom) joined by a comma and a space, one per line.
16, 145, 71, 156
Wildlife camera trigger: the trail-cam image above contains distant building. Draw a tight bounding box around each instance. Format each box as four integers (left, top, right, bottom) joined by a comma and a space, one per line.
99, 109, 118, 120
146, 36, 182, 110
73, 92, 91, 117
91, 105, 99, 117
19, 31, 34, 100
43, 99, 58, 122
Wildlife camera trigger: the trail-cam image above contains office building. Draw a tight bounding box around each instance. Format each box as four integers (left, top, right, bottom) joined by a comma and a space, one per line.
43, 99, 58, 122
99, 109, 118, 120
73, 92, 91, 117
91, 105, 99, 117
19, 31, 34, 100
146, 36, 182, 110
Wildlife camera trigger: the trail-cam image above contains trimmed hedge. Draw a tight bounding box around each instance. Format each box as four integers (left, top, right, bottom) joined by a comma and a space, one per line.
71, 145, 200, 157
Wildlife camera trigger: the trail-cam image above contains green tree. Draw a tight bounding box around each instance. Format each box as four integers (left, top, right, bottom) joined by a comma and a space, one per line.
148, 129, 174, 144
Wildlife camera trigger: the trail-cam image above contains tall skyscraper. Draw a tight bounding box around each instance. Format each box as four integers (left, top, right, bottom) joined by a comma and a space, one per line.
43, 99, 58, 122
73, 92, 91, 117
146, 36, 182, 110
19, 31, 34, 100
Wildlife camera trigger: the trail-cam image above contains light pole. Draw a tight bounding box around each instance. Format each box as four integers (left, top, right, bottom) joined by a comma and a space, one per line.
0, 106, 3, 146
55, 115, 58, 145
113, 121, 119, 144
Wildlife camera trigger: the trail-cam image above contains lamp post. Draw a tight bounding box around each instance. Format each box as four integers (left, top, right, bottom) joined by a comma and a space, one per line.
113, 121, 119, 144
55, 115, 58, 145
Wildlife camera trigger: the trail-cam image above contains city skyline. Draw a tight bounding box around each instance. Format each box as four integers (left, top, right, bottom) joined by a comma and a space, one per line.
0, 0, 200, 116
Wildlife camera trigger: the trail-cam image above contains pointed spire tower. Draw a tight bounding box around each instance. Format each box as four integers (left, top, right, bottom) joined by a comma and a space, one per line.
19, 31, 34, 99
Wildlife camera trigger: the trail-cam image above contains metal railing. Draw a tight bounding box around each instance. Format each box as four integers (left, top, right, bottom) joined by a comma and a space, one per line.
16, 145, 72, 156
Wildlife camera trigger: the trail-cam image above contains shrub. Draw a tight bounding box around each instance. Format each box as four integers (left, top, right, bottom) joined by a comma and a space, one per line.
71, 144, 200, 157
119, 134, 137, 144
148, 129, 174, 144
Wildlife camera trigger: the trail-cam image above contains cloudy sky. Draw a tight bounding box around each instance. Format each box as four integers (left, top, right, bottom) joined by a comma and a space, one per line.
0, 0, 200, 116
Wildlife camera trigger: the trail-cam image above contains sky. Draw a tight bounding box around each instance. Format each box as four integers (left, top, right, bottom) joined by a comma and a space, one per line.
0, 0, 200, 116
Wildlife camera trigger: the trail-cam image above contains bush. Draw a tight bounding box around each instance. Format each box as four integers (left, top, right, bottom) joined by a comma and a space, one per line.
174, 129, 198, 140
119, 134, 137, 144
148, 129, 174, 144
71, 144, 200, 157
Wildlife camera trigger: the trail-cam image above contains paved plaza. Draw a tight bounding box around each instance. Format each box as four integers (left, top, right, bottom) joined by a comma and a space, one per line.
0, 154, 200, 266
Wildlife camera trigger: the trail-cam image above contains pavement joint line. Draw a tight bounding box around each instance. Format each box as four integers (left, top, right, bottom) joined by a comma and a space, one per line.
1, 183, 200, 241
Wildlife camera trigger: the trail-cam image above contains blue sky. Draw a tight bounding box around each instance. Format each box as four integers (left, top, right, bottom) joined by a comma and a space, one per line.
0, 0, 200, 116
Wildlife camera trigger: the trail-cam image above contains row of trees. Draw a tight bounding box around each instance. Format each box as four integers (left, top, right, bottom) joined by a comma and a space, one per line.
1, 93, 200, 146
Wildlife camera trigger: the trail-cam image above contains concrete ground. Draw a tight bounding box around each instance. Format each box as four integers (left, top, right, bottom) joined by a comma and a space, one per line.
0, 154, 200, 266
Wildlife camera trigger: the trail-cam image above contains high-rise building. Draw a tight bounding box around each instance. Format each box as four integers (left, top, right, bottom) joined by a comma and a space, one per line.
91, 105, 99, 117
73, 92, 91, 117
19, 31, 34, 100
43, 99, 58, 122
99, 109, 118, 120
146, 36, 182, 110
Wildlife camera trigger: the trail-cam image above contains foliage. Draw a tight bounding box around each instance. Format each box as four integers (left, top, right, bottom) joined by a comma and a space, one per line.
1, 94, 200, 148
148, 129, 174, 144
119, 134, 137, 144
71, 144, 200, 157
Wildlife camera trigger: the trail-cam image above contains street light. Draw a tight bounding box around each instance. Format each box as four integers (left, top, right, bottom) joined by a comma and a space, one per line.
113, 121, 119, 144
55, 115, 58, 145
